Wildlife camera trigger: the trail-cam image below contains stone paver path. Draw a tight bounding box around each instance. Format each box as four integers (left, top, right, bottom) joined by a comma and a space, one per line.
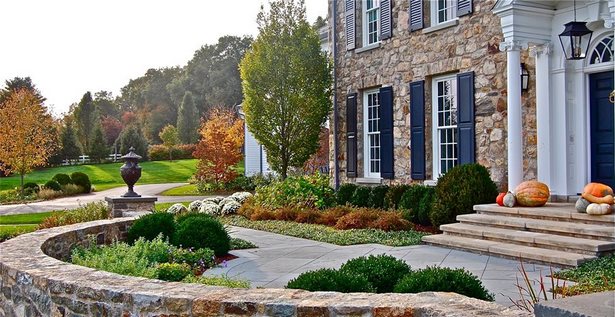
213, 226, 560, 307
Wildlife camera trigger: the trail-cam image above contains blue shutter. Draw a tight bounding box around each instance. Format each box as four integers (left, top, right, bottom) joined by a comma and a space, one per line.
345, 0, 355, 50
457, 72, 476, 164
409, 0, 423, 31
379, 86, 394, 179
346, 93, 358, 177
457, 0, 473, 17
380, 0, 392, 40
410, 81, 425, 180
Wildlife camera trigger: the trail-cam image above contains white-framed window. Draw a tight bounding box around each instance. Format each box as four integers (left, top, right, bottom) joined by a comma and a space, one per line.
432, 75, 458, 178
431, 0, 456, 25
363, 89, 380, 178
363, 0, 380, 46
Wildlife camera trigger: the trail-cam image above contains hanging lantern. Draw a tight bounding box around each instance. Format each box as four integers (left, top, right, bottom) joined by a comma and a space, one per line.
558, 0, 593, 60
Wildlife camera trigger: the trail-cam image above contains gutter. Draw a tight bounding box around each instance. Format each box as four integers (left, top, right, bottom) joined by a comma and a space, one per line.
332, 0, 340, 190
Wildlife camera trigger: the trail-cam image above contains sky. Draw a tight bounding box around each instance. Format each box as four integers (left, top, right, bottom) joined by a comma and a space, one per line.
0, 0, 328, 116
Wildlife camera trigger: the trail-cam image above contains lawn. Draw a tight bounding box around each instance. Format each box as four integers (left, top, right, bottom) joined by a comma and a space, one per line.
160, 184, 200, 196
0, 159, 198, 192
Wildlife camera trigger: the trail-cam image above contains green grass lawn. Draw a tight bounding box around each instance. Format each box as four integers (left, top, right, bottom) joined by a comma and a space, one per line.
160, 184, 200, 196
0, 159, 198, 192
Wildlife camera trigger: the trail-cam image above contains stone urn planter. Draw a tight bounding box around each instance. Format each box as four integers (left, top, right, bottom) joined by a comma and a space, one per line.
120, 147, 142, 197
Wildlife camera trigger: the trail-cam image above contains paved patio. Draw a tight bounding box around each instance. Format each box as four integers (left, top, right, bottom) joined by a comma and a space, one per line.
210, 226, 561, 306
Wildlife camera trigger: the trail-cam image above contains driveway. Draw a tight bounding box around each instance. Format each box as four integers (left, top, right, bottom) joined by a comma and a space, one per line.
0, 183, 207, 215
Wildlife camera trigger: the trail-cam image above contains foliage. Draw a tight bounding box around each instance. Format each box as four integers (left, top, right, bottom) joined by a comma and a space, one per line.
158, 124, 180, 161
336, 183, 358, 206
93, 91, 120, 121
230, 237, 257, 250
240, 0, 331, 179
369, 212, 412, 231
70, 172, 91, 193
60, 184, 83, 196
368, 185, 389, 209
429, 164, 498, 227
88, 120, 109, 163
334, 209, 379, 230
393, 266, 494, 301
286, 268, 375, 293
384, 185, 411, 210
73, 92, 96, 150
118, 124, 149, 160
148, 144, 195, 161
0, 77, 45, 104
37, 188, 63, 200
340, 254, 411, 293
0, 88, 58, 195
170, 247, 215, 269
175, 212, 214, 225
156, 262, 192, 282
58, 120, 82, 162
38, 201, 109, 229
23, 182, 40, 194
399, 185, 433, 224
182, 274, 250, 288
252, 173, 335, 209
43, 180, 62, 191
350, 186, 372, 207
126, 212, 176, 244
100, 116, 123, 146
417, 187, 435, 226
52, 173, 72, 186
194, 107, 244, 185
173, 216, 231, 256
303, 128, 330, 174
554, 254, 615, 295
220, 215, 427, 246
176, 91, 199, 144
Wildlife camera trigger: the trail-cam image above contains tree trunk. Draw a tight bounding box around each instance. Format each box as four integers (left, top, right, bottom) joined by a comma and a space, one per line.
20, 172, 24, 198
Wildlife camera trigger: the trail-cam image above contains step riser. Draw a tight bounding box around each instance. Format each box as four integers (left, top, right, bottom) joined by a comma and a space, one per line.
457, 219, 615, 242
477, 210, 614, 226
441, 231, 605, 256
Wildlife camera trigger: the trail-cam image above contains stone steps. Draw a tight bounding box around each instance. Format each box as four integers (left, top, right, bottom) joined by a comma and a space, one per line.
422, 203, 614, 267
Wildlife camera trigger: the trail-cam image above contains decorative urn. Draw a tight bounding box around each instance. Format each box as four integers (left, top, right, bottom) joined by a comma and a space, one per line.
120, 147, 142, 197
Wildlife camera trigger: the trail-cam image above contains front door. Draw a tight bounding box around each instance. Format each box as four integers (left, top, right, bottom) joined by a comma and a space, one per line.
589, 71, 614, 188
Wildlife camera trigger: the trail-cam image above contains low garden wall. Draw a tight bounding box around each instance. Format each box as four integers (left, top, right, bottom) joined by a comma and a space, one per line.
0, 217, 529, 317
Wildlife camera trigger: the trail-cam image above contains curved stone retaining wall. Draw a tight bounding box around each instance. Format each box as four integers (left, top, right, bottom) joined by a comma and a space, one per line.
0, 217, 529, 317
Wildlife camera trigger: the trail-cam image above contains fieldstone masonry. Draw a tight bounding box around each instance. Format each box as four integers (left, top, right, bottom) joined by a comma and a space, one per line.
105, 196, 157, 218
0, 218, 529, 316
329, 0, 538, 190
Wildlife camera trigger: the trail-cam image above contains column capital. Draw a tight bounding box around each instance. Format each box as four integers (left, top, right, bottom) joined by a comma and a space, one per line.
530, 42, 553, 57
499, 40, 525, 52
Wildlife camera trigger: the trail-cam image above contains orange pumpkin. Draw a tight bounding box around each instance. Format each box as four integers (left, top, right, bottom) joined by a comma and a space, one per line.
583, 183, 614, 198
496, 192, 506, 206
514, 180, 550, 207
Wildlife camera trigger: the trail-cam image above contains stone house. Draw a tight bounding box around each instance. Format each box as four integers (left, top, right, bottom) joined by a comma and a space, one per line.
328, 0, 614, 197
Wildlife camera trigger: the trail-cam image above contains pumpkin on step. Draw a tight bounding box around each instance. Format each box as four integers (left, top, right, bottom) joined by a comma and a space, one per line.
585, 203, 613, 215
581, 193, 614, 205
583, 183, 614, 198
514, 180, 550, 207
496, 192, 506, 206
503, 192, 516, 208
575, 198, 591, 213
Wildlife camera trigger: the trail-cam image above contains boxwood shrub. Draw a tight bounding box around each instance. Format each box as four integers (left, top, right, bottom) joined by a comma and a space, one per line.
52, 173, 72, 186
383, 184, 411, 210
339, 254, 411, 293
336, 183, 358, 206
350, 186, 372, 207
43, 180, 62, 191
70, 172, 91, 193
23, 182, 40, 193
126, 212, 175, 244
286, 268, 375, 293
173, 216, 230, 256
399, 185, 431, 224
368, 185, 389, 209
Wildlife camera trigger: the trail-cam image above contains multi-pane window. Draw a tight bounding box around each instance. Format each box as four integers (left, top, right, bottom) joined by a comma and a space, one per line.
363, 0, 380, 46
364, 90, 380, 177
589, 35, 613, 65
434, 0, 456, 25
432, 76, 458, 177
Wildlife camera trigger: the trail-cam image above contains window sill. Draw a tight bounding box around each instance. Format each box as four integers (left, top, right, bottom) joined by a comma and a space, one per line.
423, 180, 437, 187
422, 18, 459, 34
355, 42, 381, 54
356, 177, 382, 184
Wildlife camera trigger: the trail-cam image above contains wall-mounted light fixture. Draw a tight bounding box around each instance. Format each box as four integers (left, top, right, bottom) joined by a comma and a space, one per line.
521, 63, 529, 91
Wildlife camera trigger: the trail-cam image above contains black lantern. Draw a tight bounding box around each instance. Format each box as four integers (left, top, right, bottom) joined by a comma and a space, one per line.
558, 0, 593, 60
520, 63, 529, 92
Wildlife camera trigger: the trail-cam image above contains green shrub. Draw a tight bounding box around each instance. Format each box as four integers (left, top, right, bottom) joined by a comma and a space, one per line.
350, 186, 372, 207
183, 275, 250, 288
429, 164, 498, 228
394, 266, 494, 301
399, 185, 430, 223
383, 185, 411, 209
173, 217, 230, 256
38, 201, 109, 229
339, 254, 411, 293
157, 262, 192, 282
253, 173, 335, 209
417, 187, 435, 226
171, 247, 215, 269
70, 172, 91, 193
126, 213, 176, 244
175, 212, 213, 225
286, 268, 375, 293
23, 182, 40, 193
368, 185, 389, 209
52, 173, 72, 185
230, 238, 257, 250
61, 184, 84, 196
336, 183, 358, 205
43, 180, 62, 191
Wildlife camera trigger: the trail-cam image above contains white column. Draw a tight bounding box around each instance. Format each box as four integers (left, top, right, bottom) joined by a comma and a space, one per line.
500, 40, 524, 190
531, 43, 552, 188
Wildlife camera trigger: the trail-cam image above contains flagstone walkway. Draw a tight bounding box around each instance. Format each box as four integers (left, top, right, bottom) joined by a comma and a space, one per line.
210, 226, 561, 306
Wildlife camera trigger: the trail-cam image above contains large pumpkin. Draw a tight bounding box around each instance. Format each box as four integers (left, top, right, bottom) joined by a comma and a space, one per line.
583, 183, 614, 197
515, 180, 550, 207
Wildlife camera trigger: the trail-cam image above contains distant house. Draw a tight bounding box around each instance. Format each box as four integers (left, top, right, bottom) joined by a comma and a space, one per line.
237, 105, 273, 176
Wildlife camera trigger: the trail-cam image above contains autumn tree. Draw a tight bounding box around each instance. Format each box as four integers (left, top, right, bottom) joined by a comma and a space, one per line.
193, 108, 244, 185
0, 89, 58, 195
101, 116, 124, 146
159, 125, 179, 161
240, 0, 332, 179
177, 91, 199, 144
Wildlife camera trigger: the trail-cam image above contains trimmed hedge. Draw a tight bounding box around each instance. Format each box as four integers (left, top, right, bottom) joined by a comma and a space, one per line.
368, 185, 389, 209
336, 183, 358, 206
126, 212, 176, 244
286, 268, 375, 293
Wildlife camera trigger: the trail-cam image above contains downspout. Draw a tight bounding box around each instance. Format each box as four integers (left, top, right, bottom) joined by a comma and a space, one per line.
332, 0, 340, 190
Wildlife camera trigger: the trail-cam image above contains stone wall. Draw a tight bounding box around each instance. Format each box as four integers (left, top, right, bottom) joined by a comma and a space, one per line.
0, 218, 529, 316
329, 0, 538, 190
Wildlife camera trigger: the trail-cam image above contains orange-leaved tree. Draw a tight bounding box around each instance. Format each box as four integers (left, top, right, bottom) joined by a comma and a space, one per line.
193, 107, 244, 185
0, 88, 58, 195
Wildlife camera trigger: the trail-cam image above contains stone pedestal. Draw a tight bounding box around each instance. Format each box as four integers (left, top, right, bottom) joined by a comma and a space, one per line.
105, 196, 157, 218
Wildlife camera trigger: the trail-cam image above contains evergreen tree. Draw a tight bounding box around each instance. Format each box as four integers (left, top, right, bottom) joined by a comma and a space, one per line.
177, 91, 199, 144
88, 122, 109, 163
119, 125, 149, 160
60, 120, 82, 164
73, 92, 95, 150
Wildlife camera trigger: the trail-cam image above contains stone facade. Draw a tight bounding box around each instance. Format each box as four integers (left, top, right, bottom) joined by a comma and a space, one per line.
329, 0, 538, 190
105, 196, 157, 218
0, 218, 530, 316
